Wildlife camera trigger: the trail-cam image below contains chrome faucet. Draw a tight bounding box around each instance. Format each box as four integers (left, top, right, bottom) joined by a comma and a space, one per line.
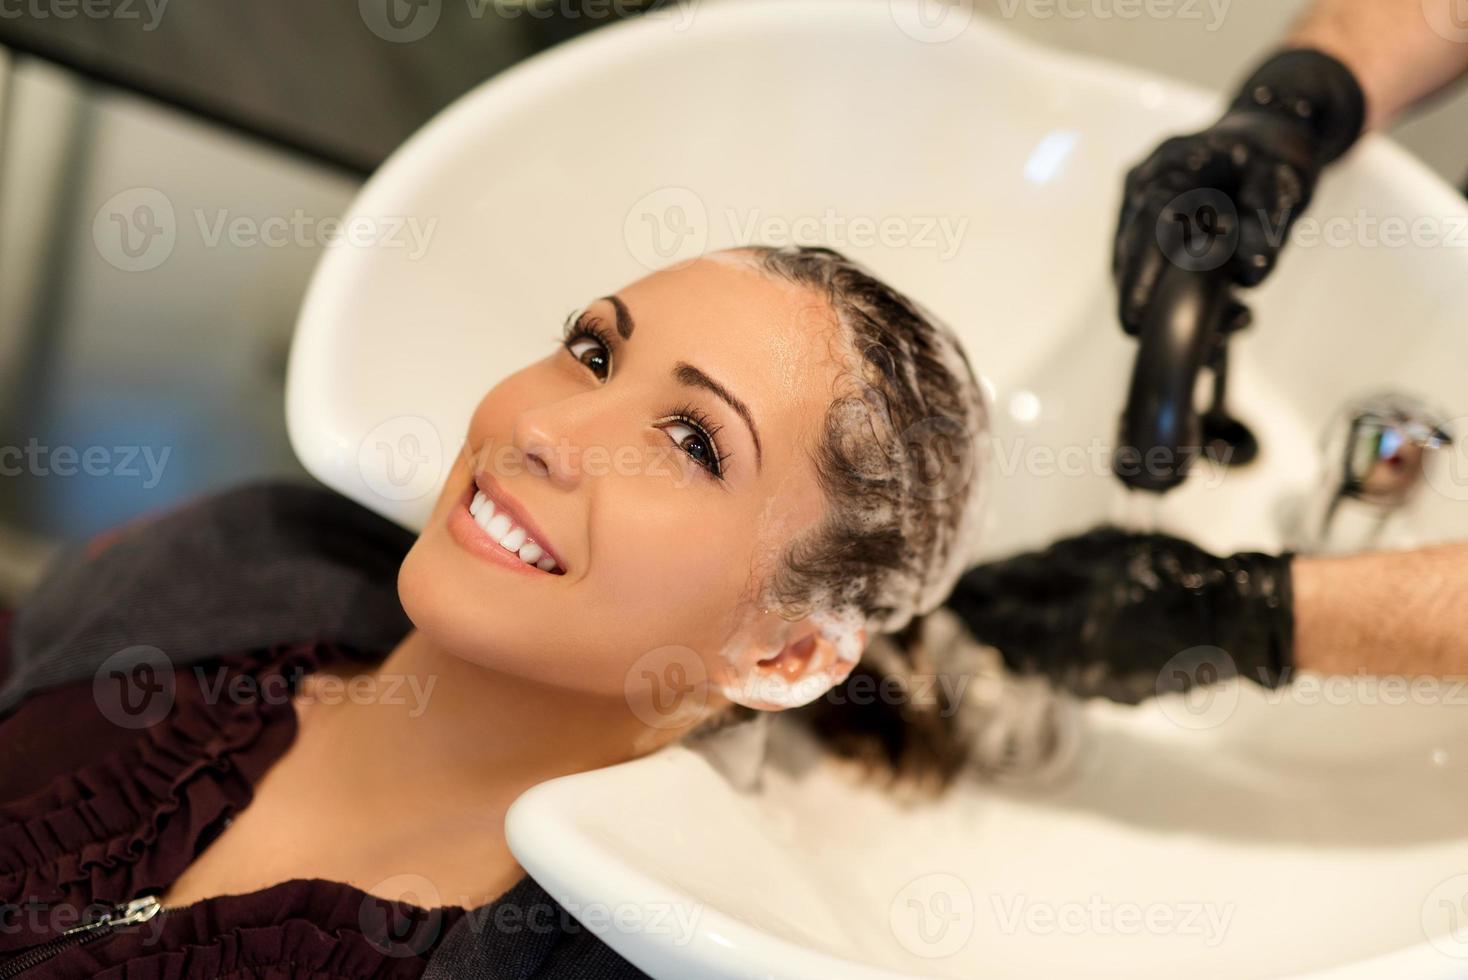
1297, 392, 1453, 551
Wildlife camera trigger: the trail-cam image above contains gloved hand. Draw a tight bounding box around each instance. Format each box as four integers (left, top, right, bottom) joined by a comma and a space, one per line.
943, 526, 1294, 704
1113, 48, 1366, 335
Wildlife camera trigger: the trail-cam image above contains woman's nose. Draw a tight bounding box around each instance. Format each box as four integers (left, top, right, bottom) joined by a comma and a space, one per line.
511, 405, 589, 491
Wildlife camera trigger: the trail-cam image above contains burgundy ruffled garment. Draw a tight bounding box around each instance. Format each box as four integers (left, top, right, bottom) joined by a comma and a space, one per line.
0, 629, 471, 979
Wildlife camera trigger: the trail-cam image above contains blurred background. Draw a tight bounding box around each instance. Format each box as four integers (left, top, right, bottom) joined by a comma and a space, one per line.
3, 0, 1468, 605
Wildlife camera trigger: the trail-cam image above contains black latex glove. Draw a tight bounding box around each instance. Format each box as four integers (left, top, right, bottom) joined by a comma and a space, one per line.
1113, 48, 1366, 335
944, 527, 1294, 704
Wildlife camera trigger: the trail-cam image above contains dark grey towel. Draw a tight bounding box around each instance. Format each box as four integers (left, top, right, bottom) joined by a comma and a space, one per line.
0, 479, 415, 716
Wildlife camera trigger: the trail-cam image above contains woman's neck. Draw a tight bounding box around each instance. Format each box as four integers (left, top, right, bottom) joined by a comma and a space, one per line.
302, 628, 688, 809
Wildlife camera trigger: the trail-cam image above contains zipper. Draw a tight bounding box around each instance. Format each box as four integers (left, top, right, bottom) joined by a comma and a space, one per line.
0, 895, 165, 979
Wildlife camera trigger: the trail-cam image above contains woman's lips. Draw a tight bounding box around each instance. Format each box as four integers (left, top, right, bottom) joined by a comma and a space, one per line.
447, 481, 566, 576
472, 471, 567, 571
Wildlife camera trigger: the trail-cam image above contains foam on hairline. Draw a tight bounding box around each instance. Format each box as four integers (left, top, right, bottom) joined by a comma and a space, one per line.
725, 244, 992, 659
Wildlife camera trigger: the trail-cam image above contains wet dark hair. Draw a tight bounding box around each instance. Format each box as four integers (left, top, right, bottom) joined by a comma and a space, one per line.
697, 244, 990, 791
743, 244, 987, 632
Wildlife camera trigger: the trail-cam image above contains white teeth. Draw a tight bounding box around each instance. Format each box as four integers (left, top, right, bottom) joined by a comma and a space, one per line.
486, 512, 512, 541
467, 485, 563, 574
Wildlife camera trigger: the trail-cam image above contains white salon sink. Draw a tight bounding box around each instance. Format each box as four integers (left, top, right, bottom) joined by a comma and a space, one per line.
286, 1, 1468, 976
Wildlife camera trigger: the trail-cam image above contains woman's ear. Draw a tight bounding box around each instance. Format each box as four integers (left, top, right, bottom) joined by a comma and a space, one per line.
719, 618, 867, 711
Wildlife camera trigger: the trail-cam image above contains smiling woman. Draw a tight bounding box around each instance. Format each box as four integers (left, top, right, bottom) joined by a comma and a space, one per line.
399, 245, 989, 717
0, 243, 990, 979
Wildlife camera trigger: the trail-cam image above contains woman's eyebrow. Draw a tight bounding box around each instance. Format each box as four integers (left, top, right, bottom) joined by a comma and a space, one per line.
673, 362, 763, 472
600, 293, 762, 471
602, 295, 634, 339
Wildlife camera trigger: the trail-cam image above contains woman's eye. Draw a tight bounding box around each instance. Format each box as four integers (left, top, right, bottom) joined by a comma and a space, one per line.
565, 335, 610, 381
663, 420, 720, 476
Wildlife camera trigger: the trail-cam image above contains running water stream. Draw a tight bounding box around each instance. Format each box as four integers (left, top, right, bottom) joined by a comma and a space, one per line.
1110, 485, 1163, 534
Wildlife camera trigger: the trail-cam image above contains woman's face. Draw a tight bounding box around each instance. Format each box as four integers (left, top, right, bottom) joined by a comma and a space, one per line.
398, 253, 861, 713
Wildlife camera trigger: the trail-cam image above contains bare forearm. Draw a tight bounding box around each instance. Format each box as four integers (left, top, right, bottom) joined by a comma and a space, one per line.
1292, 543, 1468, 676
1284, 0, 1468, 130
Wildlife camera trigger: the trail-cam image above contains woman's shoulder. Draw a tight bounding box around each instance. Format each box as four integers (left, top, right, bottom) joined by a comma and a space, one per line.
0, 638, 369, 806
0, 479, 416, 719
423, 874, 654, 980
